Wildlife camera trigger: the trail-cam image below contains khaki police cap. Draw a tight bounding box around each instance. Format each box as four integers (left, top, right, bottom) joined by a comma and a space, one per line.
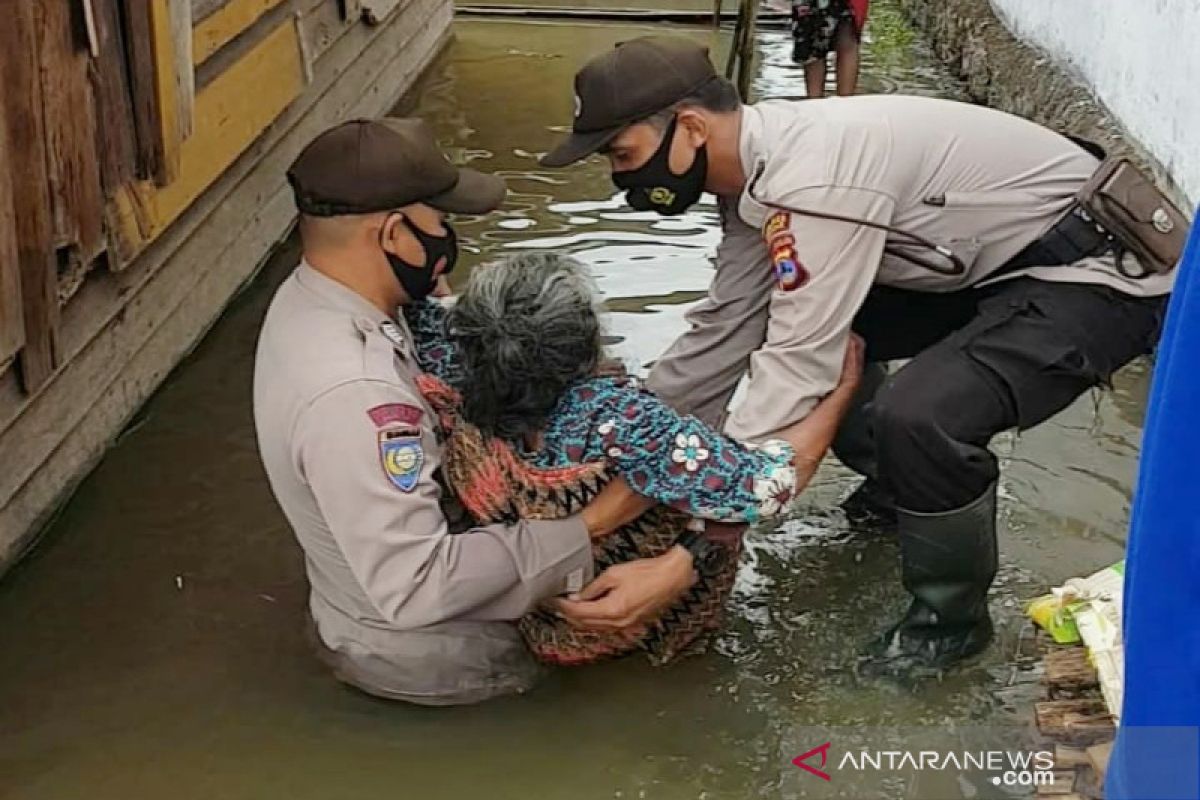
541, 37, 718, 168
288, 117, 507, 216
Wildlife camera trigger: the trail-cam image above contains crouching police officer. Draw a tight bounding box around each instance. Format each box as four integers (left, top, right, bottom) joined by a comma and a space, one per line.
542, 37, 1175, 673
254, 118, 653, 704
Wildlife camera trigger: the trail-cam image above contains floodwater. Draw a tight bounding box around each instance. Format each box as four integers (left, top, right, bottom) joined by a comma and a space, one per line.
0, 5, 1149, 799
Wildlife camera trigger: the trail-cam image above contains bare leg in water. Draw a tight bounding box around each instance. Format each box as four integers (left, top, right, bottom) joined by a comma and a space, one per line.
833, 20, 860, 96
804, 58, 827, 98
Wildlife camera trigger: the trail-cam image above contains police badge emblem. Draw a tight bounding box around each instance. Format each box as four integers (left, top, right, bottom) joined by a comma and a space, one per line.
379, 429, 423, 493
768, 232, 808, 291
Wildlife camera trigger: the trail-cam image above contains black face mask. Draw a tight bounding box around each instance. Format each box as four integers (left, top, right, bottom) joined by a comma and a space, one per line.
611, 116, 708, 216
383, 216, 458, 302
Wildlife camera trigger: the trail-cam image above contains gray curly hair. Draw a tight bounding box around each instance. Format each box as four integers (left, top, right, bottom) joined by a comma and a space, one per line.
448, 252, 604, 440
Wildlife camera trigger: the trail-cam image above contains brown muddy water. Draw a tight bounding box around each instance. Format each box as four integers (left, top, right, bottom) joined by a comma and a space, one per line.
0, 5, 1148, 799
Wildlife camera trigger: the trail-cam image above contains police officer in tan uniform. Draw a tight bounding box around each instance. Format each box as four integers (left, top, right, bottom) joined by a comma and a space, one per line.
542, 37, 1172, 673
254, 118, 655, 704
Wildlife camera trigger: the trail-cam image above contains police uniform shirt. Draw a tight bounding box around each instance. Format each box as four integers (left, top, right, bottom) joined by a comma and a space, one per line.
252, 262, 593, 704
647, 94, 1173, 442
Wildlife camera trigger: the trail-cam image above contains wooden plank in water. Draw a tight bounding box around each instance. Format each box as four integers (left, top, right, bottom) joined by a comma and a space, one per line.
1052, 744, 1091, 769
1, 2, 59, 391
1035, 770, 1078, 795
1044, 647, 1101, 693
1036, 699, 1116, 744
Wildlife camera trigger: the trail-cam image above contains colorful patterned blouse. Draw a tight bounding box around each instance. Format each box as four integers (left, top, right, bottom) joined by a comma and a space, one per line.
404, 302, 798, 524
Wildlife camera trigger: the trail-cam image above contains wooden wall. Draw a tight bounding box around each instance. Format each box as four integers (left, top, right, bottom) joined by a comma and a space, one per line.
0, 0, 454, 568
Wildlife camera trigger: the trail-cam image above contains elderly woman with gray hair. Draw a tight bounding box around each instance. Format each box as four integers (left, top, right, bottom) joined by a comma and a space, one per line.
405, 252, 861, 664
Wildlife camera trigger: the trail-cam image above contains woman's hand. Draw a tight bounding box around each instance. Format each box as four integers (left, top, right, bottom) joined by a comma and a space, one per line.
549, 546, 697, 630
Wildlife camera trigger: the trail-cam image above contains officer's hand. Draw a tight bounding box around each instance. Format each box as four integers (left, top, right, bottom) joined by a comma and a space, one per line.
550, 547, 696, 631
580, 475, 655, 540
837, 333, 866, 394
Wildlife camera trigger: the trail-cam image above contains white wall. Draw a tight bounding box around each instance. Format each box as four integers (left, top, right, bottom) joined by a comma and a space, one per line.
989, 0, 1199, 208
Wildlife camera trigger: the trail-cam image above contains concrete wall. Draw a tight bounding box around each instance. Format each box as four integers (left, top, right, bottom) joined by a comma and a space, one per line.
988, 0, 1200, 207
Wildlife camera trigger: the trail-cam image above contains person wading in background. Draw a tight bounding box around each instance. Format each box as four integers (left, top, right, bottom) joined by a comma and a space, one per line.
790, 0, 868, 97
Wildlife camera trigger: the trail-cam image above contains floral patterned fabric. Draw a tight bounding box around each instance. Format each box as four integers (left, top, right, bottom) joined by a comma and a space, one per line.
404, 301, 798, 524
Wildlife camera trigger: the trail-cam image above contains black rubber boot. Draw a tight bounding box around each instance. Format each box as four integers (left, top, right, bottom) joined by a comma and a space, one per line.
860, 482, 999, 676
832, 363, 897, 528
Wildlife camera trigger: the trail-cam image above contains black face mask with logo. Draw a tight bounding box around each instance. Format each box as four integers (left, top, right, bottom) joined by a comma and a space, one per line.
382, 216, 458, 302
611, 116, 708, 216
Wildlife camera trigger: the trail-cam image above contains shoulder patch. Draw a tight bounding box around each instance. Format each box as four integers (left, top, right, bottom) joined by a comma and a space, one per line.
368, 403, 423, 429
379, 429, 423, 492
770, 234, 809, 292
763, 210, 791, 242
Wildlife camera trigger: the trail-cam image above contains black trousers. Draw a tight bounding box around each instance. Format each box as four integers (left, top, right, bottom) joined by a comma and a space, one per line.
843, 278, 1166, 513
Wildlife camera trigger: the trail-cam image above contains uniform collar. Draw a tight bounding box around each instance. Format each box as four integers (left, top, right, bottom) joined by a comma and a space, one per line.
738, 103, 766, 189
295, 259, 392, 326
735, 103, 771, 227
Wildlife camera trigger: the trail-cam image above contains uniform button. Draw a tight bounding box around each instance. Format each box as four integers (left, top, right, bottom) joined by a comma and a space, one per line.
353, 317, 375, 335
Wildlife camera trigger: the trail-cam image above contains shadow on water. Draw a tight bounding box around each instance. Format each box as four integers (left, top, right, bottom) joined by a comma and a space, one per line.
0, 5, 1149, 799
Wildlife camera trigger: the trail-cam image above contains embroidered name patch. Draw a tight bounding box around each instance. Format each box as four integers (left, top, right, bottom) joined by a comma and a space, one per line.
367, 403, 423, 428
379, 429, 423, 493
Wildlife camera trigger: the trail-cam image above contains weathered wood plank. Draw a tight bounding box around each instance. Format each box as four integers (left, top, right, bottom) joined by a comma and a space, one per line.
81, 0, 101, 57
361, 0, 401, 24
148, 0, 183, 184
1052, 744, 1091, 770
0, 97, 25, 369
168, 0, 195, 138
0, 0, 450, 566
193, 0, 289, 65
88, 0, 140, 201
193, 0, 238, 22
1036, 699, 1116, 745
118, 20, 305, 257
298, 0, 357, 67
38, 0, 106, 264
1044, 647, 1100, 693
1035, 772, 1078, 796
122, 0, 164, 181
1, 2, 60, 392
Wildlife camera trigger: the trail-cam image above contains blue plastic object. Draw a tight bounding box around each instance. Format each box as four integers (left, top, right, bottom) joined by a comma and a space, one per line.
1107, 210, 1200, 800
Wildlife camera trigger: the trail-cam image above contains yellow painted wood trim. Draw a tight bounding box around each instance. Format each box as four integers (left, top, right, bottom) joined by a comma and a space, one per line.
193, 0, 289, 66
129, 21, 304, 246
149, 0, 182, 184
